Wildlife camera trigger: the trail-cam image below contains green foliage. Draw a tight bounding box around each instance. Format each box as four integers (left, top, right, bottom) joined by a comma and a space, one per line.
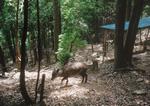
57, 0, 116, 65
0, 0, 16, 28
57, 0, 88, 65
0, 0, 16, 55
143, 5, 150, 16
57, 32, 86, 65
29, 0, 53, 32
0, 31, 5, 45
0, 0, 149, 65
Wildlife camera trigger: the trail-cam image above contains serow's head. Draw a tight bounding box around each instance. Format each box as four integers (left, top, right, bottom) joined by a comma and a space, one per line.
51, 69, 59, 80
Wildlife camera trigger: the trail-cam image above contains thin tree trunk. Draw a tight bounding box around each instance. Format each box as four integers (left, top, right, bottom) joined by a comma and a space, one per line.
11, 29, 16, 62
28, 33, 33, 65
35, 0, 42, 102
15, 0, 21, 69
45, 32, 51, 64
114, 0, 127, 69
53, 0, 61, 53
126, 0, 132, 20
50, 22, 54, 50
5, 30, 16, 63
31, 32, 37, 65
124, 0, 144, 66
33, 47, 38, 65
0, 45, 7, 76
20, 0, 32, 104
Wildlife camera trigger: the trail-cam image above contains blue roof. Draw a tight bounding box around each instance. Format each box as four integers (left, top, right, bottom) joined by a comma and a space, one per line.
101, 17, 150, 31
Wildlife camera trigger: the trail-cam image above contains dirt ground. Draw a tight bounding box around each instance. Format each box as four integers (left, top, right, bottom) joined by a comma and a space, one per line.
0, 44, 150, 106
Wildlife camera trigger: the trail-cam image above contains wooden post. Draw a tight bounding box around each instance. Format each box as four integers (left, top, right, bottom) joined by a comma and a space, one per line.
36, 74, 46, 106
139, 29, 142, 44
40, 74, 45, 102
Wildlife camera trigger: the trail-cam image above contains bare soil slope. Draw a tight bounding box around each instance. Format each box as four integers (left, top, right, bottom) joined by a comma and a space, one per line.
0, 45, 150, 106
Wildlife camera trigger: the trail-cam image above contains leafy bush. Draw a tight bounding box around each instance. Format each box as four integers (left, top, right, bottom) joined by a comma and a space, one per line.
57, 0, 88, 65
144, 5, 150, 16
57, 33, 86, 65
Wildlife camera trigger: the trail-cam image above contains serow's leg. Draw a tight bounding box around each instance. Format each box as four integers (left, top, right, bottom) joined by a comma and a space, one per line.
84, 73, 88, 83
65, 78, 68, 86
61, 77, 66, 84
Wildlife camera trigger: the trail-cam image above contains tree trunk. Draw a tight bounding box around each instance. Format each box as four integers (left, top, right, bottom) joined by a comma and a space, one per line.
31, 32, 37, 65
20, 0, 32, 104
114, 0, 127, 69
33, 47, 38, 65
11, 29, 16, 62
28, 33, 33, 65
53, 0, 61, 53
124, 0, 144, 66
126, 0, 132, 20
50, 21, 54, 50
5, 30, 16, 63
45, 32, 51, 64
15, 0, 21, 69
0, 45, 7, 76
40, 74, 45, 102
35, 0, 42, 102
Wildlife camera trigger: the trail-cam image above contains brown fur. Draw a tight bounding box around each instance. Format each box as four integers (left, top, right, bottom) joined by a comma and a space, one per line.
51, 62, 88, 85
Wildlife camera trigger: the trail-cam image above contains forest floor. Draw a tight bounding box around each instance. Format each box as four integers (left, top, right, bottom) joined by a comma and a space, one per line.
0, 44, 150, 106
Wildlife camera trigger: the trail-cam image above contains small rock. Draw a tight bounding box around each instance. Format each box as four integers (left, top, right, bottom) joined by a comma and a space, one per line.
135, 99, 143, 105
131, 71, 139, 76
144, 79, 149, 84
136, 78, 144, 82
107, 73, 114, 77
133, 89, 147, 95
92, 52, 97, 57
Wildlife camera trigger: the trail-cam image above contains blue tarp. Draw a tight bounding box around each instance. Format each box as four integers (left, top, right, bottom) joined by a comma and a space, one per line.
101, 17, 150, 31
